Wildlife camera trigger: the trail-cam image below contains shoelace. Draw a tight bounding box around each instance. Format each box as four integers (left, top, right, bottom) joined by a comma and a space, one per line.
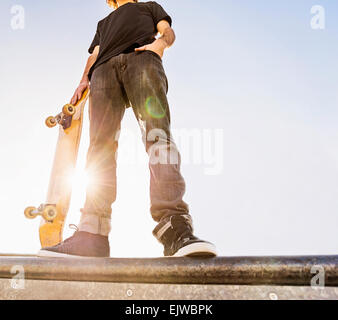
60, 224, 80, 245
69, 224, 79, 232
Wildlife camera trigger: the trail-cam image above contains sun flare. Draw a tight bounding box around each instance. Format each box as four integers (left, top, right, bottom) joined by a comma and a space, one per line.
67, 168, 92, 193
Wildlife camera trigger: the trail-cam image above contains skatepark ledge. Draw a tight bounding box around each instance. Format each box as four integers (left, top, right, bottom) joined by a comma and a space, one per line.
0, 255, 337, 300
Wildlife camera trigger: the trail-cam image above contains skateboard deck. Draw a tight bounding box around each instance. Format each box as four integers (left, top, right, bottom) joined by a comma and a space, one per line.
24, 89, 89, 248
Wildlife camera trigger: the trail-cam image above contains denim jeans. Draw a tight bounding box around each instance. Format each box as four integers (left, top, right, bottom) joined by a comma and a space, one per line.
79, 51, 190, 236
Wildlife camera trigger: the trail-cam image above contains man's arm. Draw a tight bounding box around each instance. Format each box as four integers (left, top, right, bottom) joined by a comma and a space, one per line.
70, 45, 100, 105
135, 20, 175, 58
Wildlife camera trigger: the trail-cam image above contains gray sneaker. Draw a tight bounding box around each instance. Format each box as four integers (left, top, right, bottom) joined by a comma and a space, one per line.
38, 231, 110, 258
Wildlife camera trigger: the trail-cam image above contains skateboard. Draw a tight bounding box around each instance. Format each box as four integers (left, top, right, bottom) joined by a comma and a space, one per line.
24, 89, 89, 248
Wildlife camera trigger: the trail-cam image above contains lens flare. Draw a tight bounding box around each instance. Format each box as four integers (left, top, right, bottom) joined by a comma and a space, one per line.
66, 168, 92, 190
145, 96, 166, 119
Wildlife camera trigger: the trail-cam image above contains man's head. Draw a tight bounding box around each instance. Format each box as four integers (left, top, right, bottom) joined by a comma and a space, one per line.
106, 0, 138, 10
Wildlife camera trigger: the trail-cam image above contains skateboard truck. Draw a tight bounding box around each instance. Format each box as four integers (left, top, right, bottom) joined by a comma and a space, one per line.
45, 104, 76, 130
24, 204, 58, 222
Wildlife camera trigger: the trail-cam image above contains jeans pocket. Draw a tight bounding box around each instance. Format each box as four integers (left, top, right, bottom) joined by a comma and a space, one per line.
145, 50, 162, 61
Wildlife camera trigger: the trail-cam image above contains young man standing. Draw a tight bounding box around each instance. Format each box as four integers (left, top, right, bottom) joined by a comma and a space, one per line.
39, 0, 217, 258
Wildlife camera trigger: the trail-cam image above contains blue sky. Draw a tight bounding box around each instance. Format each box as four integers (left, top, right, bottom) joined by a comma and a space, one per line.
0, 0, 337, 257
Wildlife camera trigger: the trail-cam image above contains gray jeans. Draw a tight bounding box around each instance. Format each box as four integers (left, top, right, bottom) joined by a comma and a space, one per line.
79, 51, 190, 236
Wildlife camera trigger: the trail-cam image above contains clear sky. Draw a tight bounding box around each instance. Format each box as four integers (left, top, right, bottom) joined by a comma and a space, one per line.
0, 0, 337, 257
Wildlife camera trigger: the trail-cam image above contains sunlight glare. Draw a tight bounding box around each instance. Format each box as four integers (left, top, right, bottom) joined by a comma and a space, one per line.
67, 168, 92, 192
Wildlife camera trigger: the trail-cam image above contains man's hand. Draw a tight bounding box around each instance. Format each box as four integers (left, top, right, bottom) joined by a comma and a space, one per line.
135, 38, 167, 58
70, 78, 90, 105
135, 20, 175, 59
70, 46, 99, 105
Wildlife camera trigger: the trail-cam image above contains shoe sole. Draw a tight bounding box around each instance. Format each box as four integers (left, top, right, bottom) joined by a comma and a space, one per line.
37, 250, 103, 259
173, 242, 217, 257
39, 243, 217, 259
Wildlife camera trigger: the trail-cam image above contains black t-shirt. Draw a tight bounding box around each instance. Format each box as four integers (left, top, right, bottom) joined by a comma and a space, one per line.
88, 1, 172, 80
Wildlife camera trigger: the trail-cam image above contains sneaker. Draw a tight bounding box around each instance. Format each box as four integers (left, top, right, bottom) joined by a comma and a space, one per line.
38, 230, 110, 258
153, 215, 217, 257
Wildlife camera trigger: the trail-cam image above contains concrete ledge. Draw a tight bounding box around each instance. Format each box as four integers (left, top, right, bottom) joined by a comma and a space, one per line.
1, 280, 338, 300
0, 255, 337, 286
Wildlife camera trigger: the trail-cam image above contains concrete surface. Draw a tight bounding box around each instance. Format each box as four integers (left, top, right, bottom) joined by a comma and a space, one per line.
1, 279, 338, 300
0, 255, 337, 286
0, 255, 337, 300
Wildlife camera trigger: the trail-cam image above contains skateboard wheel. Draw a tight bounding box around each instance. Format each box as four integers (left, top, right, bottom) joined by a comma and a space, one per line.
42, 205, 58, 222
24, 207, 38, 219
63, 104, 76, 116
45, 116, 57, 128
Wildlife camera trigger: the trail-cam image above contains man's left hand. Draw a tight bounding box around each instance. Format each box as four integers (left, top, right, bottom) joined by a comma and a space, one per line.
135, 38, 167, 58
